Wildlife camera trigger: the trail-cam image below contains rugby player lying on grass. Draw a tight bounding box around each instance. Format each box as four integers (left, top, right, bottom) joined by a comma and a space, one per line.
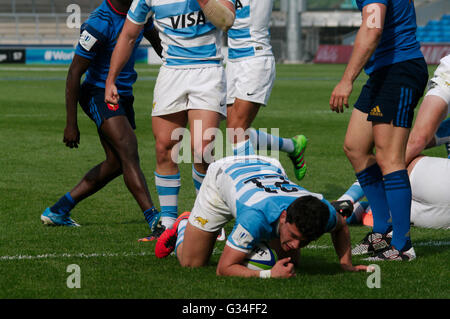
155, 155, 369, 278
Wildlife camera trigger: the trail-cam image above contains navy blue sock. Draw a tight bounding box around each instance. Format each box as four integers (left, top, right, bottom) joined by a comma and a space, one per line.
50, 192, 76, 215
143, 207, 158, 227
383, 170, 412, 251
356, 164, 391, 234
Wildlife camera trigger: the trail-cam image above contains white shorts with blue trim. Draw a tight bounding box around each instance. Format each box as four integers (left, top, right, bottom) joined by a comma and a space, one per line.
152, 65, 227, 117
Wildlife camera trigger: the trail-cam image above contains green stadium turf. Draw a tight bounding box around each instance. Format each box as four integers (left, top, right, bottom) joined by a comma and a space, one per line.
0, 63, 448, 300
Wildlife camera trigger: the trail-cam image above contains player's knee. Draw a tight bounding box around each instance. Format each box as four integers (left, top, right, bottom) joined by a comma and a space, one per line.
191, 140, 214, 165
104, 157, 122, 175
155, 139, 175, 163
227, 112, 251, 131
375, 152, 404, 173
343, 142, 359, 162
179, 257, 204, 268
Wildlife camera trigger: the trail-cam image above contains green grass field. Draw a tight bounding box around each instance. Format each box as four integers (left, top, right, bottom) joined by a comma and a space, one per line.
0, 63, 448, 300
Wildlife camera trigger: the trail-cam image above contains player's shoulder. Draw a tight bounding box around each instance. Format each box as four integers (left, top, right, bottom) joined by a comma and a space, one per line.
83, 4, 119, 39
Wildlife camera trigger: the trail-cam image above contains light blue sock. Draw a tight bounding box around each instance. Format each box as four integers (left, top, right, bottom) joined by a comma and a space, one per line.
249, 128, 294, 153
154, 172, 180, 228
175, 219, 188, 256
339, 181, 365, 203
232, 138, 256, 156
192, 166, 206, 195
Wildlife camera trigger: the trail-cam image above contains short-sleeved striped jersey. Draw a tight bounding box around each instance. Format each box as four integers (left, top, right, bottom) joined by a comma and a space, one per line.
227, 0, 273, 61
128, 0, 235, 68
215, 156, 337, 253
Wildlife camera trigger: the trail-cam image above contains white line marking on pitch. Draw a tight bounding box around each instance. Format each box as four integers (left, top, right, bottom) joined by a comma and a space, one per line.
1, 241, 449, 261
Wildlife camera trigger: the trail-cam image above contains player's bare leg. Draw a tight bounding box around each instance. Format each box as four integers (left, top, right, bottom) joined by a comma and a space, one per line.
151, 112, 188, 231
99, 115, 155, 212
373, 122, 410, 175
152, 112, 188, 176
344, 109, 392, 256
188, 109, 222, 174
41, 115, 157, 227
343, 108, 377, 172
69, 129, 122, 202
177, 222, 220, 267
226, 98, 260, 144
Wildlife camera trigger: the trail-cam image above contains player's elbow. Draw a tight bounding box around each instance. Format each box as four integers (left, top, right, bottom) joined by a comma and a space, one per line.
201, 0, 235, 32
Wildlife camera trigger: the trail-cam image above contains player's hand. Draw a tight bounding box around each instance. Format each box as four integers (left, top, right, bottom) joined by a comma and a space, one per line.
270, 257, 296, 278
63, 124, 80, 149
330, 79, 353, 113
105, 81, 120, 106
340, 263, 369, 272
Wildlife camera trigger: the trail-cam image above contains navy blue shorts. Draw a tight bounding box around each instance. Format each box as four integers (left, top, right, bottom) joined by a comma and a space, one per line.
79, 83, 136, 130
354, 58, 428, 128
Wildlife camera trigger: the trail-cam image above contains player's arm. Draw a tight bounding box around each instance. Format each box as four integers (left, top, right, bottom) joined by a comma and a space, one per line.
196, 0, 235, 32
217, 244, 295, 278
330, 2, 386, 113
330, 213, 368, 272
269, 238, 301, 267
105, 19, 143, 105
64, 54, 91, 148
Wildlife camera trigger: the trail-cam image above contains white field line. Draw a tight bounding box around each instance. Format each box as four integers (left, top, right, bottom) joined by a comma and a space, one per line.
1, 241, 449, 262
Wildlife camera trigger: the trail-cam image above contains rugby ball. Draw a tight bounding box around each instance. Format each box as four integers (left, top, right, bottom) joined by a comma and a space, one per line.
243, 242, 277, 270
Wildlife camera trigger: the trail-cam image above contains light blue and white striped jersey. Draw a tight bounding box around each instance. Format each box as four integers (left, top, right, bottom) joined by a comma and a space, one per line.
216, 156, 337, 253
227, 0, 273, 61
128, 0, 235, 68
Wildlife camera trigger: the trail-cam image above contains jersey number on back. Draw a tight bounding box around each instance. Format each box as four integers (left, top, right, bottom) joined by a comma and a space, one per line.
244, 175, 299, 193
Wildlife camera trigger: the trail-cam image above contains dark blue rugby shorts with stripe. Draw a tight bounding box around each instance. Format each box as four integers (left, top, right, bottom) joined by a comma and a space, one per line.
354, 58, 428, 128
79, 83, 136, 130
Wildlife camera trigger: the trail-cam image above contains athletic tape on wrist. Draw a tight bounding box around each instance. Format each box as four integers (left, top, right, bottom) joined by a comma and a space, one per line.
259, 270, 271, 279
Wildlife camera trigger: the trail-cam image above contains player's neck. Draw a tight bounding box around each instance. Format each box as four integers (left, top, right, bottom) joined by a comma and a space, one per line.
107, 0, 130, 15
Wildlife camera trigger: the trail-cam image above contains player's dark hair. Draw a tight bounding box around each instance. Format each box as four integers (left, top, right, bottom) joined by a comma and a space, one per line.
285, 195, 330, 243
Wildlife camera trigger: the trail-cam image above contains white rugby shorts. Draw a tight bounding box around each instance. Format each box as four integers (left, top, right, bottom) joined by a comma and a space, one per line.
426, 62, 450, 114
410, 156, 450, 229
226, 55, 275, 106
152, 65, 227, 117
188, 159, 234, 233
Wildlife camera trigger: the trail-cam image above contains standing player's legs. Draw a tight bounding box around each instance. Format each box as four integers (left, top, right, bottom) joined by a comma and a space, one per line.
41, 131, 122, 227
99, 116, 156, 214
225, 57, 270, 157
373, 122, 412, 253
69, 133, 122, 202
226, 98, 260, 156
344, 108, 392, 236
152, 112, 187, 230
188, 109, 221, 194
405, 94, 449, 164
42, 92, 159, 228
